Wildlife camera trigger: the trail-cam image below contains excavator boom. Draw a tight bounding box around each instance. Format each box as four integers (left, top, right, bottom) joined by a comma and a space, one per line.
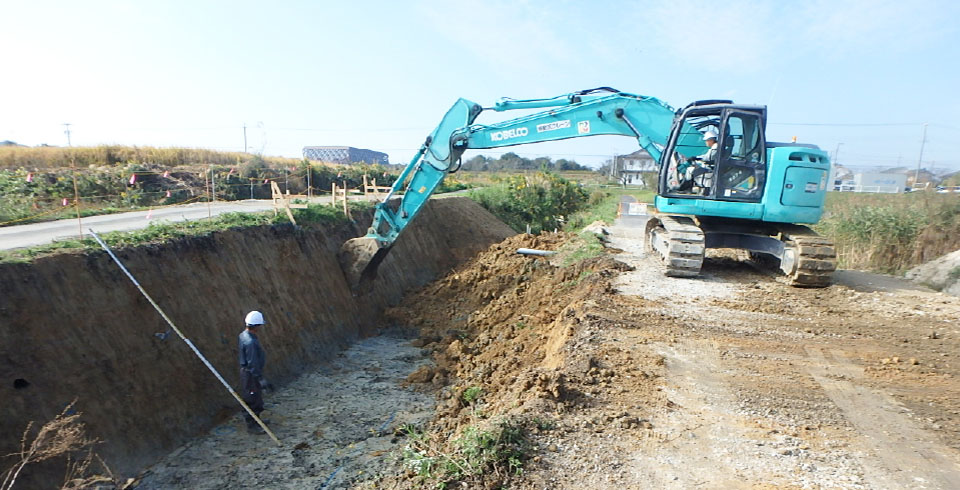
339, 87, 836, 290
339, 89, 692, 288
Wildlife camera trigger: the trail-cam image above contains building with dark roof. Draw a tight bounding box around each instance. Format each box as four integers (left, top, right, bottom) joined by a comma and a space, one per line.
612, 149, 657, 187
302, 146, 389, 165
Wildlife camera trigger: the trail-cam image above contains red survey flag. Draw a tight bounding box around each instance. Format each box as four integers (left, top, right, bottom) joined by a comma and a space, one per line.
162, 170, 170, 178
166, 190, 172, 198
62, 198, 69, 206
26, 172, 33, 182
129, 174, 137, 185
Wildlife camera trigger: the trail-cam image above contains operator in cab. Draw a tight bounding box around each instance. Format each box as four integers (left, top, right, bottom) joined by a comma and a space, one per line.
697, 131, 719, 163
675, 130, 718, 192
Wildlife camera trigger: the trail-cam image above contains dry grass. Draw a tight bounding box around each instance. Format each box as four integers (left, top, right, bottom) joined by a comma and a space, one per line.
817, 191, 960, 274
0, 145, 300, 170
1, 401, 116, 490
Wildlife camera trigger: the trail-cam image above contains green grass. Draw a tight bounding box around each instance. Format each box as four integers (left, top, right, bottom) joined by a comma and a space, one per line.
0, 202, 369, 264
564, 187, 654, 231
461, 386, 483, 405
467, 171, 589, 234
401, 418, 532, 487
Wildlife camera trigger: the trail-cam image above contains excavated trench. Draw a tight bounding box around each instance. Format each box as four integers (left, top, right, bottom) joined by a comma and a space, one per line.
0, 197, 514, 488
8, 197, 960, 489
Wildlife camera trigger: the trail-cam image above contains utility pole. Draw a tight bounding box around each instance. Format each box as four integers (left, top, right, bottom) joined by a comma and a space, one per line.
832, 142, 843, 164
914, 123, 928, 188
211, 166, 216, 202
306, 162, 312, 199
63, 123, 72, 146
243, 123, 248, 153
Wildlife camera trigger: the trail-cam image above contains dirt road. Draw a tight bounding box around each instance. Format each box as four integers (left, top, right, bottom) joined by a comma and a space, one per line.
599, 216, 960, 489
131, 215, 960, 489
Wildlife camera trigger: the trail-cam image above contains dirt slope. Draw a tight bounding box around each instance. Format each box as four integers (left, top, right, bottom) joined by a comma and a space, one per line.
367, 223, 960, 488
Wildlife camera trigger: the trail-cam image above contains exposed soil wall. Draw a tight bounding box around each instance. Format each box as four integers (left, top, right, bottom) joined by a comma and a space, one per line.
0, 197, 514, 484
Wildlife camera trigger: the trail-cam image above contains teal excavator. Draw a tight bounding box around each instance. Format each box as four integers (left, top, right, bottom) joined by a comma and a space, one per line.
338, 88, 836, 288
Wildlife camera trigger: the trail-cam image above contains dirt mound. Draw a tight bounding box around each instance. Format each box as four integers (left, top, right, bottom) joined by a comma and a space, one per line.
380, 233, 666, 488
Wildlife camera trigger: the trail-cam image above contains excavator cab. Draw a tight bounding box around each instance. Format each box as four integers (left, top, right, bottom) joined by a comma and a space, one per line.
660, 102, 767, 203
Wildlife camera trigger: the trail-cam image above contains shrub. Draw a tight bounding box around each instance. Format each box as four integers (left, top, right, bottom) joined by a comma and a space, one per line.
468, 171, 588, 233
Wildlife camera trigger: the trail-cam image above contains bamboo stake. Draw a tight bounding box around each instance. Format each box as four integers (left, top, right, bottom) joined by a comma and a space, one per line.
88, 230, 281, 446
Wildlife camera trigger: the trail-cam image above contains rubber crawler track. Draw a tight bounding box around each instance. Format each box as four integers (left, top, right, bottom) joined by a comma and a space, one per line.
647, 216, 705, 277
781, 227, 837, 288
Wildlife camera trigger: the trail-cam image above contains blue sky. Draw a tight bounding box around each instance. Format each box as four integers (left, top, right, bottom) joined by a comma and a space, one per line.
2, 0, 959, 171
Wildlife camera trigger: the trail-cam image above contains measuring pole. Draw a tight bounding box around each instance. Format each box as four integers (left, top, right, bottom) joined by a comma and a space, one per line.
88, 230, 281, 446
914, 123, 928, 188
211, 166, 216, 202
205, 170, 212, 218
70, 153, 82, 239
306, 162, 312, 199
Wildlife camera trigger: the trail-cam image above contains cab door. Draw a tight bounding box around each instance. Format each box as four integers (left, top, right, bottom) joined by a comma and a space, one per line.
714, 110, 766, 202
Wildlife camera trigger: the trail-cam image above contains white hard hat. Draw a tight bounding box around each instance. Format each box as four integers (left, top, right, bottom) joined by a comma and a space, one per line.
703, 131, 717, 141
245, 310, 265, 326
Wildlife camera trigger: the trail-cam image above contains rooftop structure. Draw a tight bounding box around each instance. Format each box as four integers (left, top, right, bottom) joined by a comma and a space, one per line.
302, 146, 388, 165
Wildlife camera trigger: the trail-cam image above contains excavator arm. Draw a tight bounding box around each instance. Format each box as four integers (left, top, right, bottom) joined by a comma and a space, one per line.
338, 88, 700, 288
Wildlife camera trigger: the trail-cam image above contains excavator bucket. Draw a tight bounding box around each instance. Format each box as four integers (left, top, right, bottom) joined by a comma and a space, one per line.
338, 237, 391, 291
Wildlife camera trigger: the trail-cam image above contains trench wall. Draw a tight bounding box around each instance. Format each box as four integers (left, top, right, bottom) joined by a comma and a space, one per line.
0, 197, 514, 483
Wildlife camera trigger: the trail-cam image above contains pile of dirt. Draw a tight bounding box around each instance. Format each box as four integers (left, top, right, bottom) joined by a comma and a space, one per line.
377, 233, 667, 488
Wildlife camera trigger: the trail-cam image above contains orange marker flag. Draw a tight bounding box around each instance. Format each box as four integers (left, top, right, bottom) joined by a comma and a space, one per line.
129, 174, 137, 185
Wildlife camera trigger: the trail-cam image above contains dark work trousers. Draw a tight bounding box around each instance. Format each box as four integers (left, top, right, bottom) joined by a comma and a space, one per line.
239, 368, 264, 427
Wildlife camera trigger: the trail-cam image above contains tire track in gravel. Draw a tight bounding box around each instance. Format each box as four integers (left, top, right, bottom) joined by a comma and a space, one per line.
805, 346, 960, 489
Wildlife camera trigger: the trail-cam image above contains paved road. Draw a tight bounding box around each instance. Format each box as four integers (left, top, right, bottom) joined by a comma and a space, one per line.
0, 197, 340, 250
0, 189, 473, 251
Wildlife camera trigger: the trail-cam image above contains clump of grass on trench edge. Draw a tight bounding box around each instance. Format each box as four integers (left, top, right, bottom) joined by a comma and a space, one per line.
400, 417, 532, 488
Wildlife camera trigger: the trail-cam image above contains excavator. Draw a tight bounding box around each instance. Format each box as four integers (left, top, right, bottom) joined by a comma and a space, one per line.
338, 88, 836, 289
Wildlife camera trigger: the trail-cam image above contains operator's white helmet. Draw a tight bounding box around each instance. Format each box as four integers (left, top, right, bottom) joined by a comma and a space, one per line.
245, 310, 265, 326
703, 131, 718, 141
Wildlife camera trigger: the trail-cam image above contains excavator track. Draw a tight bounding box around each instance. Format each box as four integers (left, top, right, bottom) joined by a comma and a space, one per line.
645, 216, 705, 277
781, 228, 837, 287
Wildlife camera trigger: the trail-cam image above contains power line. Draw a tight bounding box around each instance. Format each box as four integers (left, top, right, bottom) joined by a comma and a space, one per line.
770, 122, 921, 127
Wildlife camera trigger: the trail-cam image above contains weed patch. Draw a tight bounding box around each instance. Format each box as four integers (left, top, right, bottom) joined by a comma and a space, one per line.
468, 171, 588, 234
401, 417, 532, 487
816, 192, 960, 274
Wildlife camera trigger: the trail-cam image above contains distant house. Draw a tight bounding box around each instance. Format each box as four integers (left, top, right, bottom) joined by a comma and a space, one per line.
302, 146, 389, 165
612, 149, 657, 187
0, 140, 22, 147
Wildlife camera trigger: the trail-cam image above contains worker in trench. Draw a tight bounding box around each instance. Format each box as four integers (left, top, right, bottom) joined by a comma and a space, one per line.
238, 310, 273, 434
